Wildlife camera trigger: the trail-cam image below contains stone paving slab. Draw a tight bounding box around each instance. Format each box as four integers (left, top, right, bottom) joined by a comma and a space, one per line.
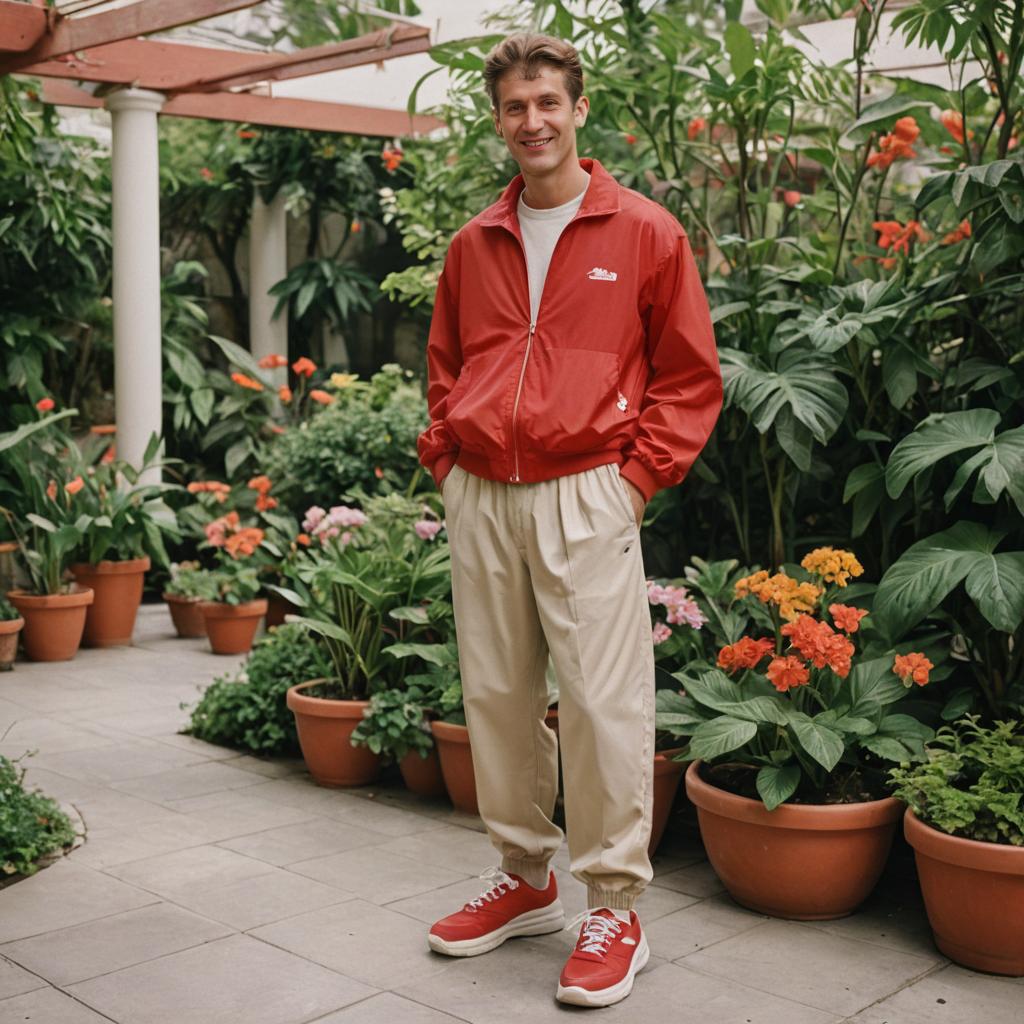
0, 604, 1020, 1024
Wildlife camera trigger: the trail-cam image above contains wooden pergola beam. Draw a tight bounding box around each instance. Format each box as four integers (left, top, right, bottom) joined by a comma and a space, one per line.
166, 24, 431, 94
0, 0, 264, 75
0, 0, 47, 53
38, 77, 444, 138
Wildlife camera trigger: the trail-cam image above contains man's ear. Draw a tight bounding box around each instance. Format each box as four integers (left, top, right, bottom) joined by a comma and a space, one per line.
574, 96, 590, 129
493, 110, 503, 137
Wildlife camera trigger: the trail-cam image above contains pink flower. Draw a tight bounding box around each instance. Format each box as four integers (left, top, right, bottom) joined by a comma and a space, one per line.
326, 505, 368, 529
652, 622, 672, 645
302, 506, 326, 532
414, 520, 442, 541
646, 581, 706, 629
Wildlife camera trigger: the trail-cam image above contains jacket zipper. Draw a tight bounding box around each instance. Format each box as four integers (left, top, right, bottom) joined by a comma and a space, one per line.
509, 319, 536, 482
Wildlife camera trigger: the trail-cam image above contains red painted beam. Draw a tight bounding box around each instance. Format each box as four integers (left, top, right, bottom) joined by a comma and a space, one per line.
38, 76, 444, 138
0, 0, 264, 75
0, 0, 46, 53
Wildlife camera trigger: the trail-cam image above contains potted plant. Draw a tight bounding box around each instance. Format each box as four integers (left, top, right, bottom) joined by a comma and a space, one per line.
0, 596, 24, 671
162, 561, 214, 637
283, 494, 452, 788
657, 547, 938, 919
69, 433, 180, 647
890, 716, 1024, 975
0, 411, 95, 662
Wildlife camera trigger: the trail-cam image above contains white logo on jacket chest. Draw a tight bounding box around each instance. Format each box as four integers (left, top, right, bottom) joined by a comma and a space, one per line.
587, 267, 617, 281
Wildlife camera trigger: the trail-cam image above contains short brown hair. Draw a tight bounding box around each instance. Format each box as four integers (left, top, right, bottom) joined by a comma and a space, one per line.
483, 33, 584, 109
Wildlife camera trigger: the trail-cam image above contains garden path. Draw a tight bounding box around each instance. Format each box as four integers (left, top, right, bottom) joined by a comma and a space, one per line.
0, 606, 1020, 1024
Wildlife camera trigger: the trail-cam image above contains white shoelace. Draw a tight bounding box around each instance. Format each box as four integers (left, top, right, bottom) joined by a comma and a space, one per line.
565, 909, 623, 954
464, 867, 519, 910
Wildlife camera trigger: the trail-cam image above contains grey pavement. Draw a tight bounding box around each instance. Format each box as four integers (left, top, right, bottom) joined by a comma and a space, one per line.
0, 605, 1019, 1023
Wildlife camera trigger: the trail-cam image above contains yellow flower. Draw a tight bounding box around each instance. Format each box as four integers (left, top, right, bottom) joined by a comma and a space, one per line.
330, 373, 359, 389
734, 570, 822, 622
801, 547, 864, 588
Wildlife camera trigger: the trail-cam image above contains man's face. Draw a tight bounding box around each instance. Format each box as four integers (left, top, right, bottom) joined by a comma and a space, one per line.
492, 64, 588, 177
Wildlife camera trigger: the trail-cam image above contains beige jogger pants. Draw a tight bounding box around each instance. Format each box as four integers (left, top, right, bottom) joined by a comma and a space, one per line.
442, 460, 655, 911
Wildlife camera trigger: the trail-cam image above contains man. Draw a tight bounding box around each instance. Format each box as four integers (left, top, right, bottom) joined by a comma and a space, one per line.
417, 33, 721, 1008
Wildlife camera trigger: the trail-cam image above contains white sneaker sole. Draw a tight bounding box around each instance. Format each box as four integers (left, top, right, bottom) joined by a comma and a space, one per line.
555, 933, 650, 1007
428, 900, 565, 957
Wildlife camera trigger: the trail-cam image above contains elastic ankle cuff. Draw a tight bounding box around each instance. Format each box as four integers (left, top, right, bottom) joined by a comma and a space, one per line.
501, 857, 551, 891
587, 887, 637, 911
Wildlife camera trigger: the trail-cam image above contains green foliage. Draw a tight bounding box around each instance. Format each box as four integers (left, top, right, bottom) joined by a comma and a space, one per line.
0, 753, 76, 877
350, 677, 440, 761
262, 365, 428, 513
889, 716, 1024, 845
0, 597, 19, 622
164, 561, 218, 600
182, 623, 333, 756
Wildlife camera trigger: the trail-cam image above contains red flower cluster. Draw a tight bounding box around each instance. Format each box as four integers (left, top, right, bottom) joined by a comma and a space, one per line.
874, 219, 928, 256
940, 109, 973, 145
258, 353, 288, 369
766, 656, 809, 693
225, 527, 264, 559
717, 636, 775, 674
781, 615, 855, 678
309, 389, 334, 406
941, 219, 972, 245
829, 603, 868, 634
292, 357, 316, 378
867, 116, 919, 170
381, 146, 403, 172
187, 480, 231, 504
687, 117, 706, 141
247, 475, 278, 512
893, 652, 933, 687
205, 511, 240, 547
35, 397, 55, 412
231, 372, 264, 392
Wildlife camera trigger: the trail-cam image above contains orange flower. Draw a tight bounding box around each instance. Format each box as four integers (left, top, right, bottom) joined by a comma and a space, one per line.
940, 109, 973, 145
292, 357, 316, 378
35, 397, 55, 412
258, 353, 288, 369
717, 636, 775, 674
237, 129, 257, 140
893, 652, 933, 687
64, 476, 85, 495
350, 220, 362, 233
205, 511, 240, 547
200, 167, 214, 181
766, 655, 810, 693
734, 570, 822, 621
374, 466, 384, 479
687, 117, 706, 141
46, 480, 57, 501
867, 116, 919, 170
624, 133, 637, 145
801, 547, 864, 586
255, 494, 278, 511
829, 603, 869, 634
381, 146, 403, 172
231, 372, 264, 392
783, 190, 802, 207
781, 614, 855, 677
941, 219, 972, 245
270, 425, 286, 435
309, 389, 334, 405
247, 475, 272, 494
278, 384, 292, 403
873, 220, 928, 256
224, 527, 265, 559
296, 532, 311, 547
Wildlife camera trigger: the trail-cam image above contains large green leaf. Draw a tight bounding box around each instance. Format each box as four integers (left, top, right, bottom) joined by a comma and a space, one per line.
847, 656, 908, 713
688, 717, 758, 760
943, 426, 1024, 516
964, 552, 1024, 633
0, 409, 76, 454
756, 764, 800, 811
787, 712, 845, 771
723, 22, 756, 79
886, 410, 1000, 499
383, 642, 451, 667
872, 522, 1001, 639
683, 670, 788, 725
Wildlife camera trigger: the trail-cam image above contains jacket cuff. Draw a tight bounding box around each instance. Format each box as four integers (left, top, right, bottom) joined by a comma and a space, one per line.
430, 451, 459, 490
619, 458, 659, 504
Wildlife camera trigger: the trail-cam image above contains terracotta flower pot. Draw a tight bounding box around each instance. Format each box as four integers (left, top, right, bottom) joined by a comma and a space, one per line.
265, 593, 300, 629
399, 745, 447, 798
0, 617, 24, 671
686, 759, 902, 920
905, 808, 1024, 975
6, 586, 94, 662
163, 593, 206, 638
649, 748, 687, 856
286, 680, 381, 787
71, 557, 150, 647
431, 720, 478, 815
198, 599, 268, 655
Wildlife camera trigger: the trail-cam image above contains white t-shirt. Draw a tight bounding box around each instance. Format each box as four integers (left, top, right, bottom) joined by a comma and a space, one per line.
517, 181, 588, 323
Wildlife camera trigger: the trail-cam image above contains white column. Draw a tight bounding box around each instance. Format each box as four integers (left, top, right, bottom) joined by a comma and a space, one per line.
104, 88, 166, 484
249, 190, 289, 383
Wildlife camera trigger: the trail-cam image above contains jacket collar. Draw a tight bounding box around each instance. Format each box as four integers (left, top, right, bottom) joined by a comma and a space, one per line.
476, 158, 621, 229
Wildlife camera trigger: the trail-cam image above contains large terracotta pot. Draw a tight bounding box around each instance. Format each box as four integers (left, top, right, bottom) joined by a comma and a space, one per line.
71, 557, 150, 647
686, 760, 902, 920
431, 720, 478, 815
399, 746, 448, 798
286, 680, 381, 787
6, 586, 94, 662
649, 748, 687, 856
905, 809, 1024, 975
0, 617, 24, 671
163, 593, 206, 638
198, 599, 267, 655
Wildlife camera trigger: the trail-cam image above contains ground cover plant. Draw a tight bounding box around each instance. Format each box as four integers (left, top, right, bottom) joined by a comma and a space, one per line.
0, 753, 76, 878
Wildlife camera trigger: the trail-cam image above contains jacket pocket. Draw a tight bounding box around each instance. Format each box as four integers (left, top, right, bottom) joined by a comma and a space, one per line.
519, 347, 627, 455
444, 354, 510, 454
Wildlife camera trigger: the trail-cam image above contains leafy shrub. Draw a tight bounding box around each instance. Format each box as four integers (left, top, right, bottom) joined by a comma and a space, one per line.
181, 623, 332, 756
262, 364, 427, 512
889, 716, 1024, 846
0, 753, 76, 877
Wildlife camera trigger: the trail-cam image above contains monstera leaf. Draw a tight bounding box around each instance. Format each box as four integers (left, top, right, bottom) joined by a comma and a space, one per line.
873, 522, 1024, 638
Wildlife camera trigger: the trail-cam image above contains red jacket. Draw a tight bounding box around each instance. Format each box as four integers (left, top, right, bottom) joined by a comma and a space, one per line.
417, 159, 722, 502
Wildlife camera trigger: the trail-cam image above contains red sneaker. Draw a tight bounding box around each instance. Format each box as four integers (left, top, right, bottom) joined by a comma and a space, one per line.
556, 908, 650, 1007
428, 867, 564, 957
